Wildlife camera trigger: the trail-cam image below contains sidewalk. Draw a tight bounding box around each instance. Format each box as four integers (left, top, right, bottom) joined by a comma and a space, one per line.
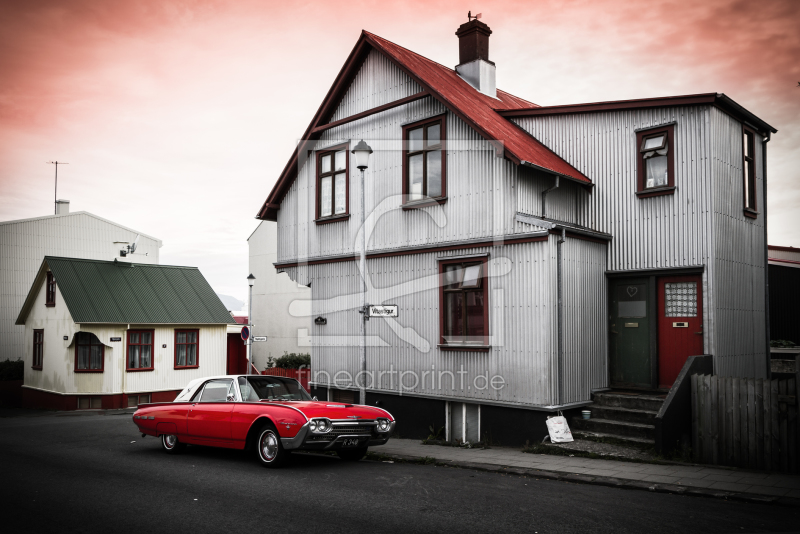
376, 439, 800, 506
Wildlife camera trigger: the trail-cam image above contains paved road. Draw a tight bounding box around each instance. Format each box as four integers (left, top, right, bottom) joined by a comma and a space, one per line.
0, 412, 797, 534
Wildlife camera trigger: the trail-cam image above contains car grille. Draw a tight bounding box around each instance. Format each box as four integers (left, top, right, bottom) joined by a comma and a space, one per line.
306, 423, 374, 441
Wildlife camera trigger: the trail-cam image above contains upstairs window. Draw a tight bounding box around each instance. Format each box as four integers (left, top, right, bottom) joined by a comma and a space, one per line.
46, 271, 56, 307
636, 124, 675, 197
743, 128, 757, 217
403, 116, 446, 206
127, 330, 154, 371
316, 144, 349, 222
75, 332, 104, 372
32, 329, 44, 370
439, 258, 489, 349
175, 329, 199, 368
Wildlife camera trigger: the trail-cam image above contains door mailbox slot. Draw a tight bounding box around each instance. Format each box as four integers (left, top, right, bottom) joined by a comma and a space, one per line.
672, 322, 689, 328
624, 323, 639, 328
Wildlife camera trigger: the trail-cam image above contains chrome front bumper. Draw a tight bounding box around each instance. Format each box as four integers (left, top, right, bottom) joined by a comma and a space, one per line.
280, 420, 395, 450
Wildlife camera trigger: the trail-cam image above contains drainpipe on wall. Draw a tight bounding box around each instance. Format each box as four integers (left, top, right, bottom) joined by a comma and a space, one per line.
542, 176, 560, 219
762, 131, 771, 378
557, 227, 566, 406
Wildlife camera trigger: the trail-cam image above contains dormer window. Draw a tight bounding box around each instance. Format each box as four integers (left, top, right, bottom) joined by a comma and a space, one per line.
636, 124, 675, 198
315, 143, 349, 224
403, 115, 446, 207
45, 271, 56, 307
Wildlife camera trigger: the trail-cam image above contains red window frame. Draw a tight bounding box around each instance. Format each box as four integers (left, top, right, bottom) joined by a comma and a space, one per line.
45, 271, 56, 307
315, 142, 350, 224
126, 329, 155, 372
743, 126, 758, 218
32, 329, 44, 370
174, 329, 200, 369
636, 124, 675, 198
74, 332, 105, 373
438, 257, 490, 351
402, 114, 447, 208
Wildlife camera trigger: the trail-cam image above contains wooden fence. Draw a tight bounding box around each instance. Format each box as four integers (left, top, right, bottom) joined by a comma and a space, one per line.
691, 374, 798, 473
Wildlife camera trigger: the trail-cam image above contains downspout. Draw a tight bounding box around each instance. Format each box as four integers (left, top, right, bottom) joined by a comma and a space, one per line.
542, 176, 560, 219
762, 132, 771, 378
557, 227, 566, 406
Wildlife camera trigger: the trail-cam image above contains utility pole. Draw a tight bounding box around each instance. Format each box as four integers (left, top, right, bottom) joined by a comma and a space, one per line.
46, 161, 68, 214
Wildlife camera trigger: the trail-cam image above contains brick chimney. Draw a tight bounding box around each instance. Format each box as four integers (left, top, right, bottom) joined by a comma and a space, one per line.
455, 19, 496, 98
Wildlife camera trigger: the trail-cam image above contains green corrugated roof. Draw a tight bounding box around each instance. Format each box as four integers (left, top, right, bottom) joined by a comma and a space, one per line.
16, 257, 236, 325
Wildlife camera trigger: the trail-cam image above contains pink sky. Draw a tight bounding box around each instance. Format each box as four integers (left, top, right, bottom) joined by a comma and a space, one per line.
1, 0, 798, 301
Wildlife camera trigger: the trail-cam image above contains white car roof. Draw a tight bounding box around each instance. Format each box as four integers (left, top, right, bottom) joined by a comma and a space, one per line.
173, 374, 300, 402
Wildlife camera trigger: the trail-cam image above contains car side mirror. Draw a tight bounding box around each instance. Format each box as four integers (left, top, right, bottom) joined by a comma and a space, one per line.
312, 396, 318, 401
227, 395, 236, 402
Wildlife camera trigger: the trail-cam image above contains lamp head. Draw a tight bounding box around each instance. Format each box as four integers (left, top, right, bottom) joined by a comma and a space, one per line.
351, 139, 373, 171
247, 273, 256, 287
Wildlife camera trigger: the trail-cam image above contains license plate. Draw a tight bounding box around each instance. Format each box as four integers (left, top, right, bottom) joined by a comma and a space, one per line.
341, 438, 360, 448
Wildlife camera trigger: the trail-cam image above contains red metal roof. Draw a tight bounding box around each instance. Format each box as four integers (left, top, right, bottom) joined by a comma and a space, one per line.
256, 31, 591, 221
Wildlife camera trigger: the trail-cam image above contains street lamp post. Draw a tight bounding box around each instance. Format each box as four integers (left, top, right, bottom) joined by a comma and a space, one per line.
351, 140, 372, 405
247, 273, 256, 375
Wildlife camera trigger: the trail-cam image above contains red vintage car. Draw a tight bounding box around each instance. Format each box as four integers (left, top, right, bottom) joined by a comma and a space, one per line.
132, 374, 395, 467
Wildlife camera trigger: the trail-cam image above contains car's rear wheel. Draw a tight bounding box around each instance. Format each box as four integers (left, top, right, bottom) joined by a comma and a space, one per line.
161, 434, 185, 454
337, 447, 368, 461
255, 424, 287, 467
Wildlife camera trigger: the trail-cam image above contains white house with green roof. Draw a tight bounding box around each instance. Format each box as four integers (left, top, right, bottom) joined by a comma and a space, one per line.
15, 256, 236, 410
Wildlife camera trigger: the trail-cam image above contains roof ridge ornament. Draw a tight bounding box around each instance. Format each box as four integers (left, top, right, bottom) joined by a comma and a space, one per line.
467, 11, 482, 22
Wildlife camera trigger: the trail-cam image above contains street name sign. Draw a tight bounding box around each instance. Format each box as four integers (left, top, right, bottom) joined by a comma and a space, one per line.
368, 305, 398, 317
252, 336, 268, 342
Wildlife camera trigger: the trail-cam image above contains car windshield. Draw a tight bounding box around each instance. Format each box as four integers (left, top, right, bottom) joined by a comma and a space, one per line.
238, 376, 312, 402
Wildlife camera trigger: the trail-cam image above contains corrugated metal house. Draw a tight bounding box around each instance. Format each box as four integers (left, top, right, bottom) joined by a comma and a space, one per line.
0, 201, 161, 362
15, 257, 235, 410
255, 21, 776, 444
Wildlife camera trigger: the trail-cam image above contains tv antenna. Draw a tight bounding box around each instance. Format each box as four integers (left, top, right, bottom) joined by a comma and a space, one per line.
46, 161, 69, 214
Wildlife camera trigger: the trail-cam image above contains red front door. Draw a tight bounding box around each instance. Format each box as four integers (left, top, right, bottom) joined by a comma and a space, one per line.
657, 275, 704, 388
226, 333, 247, 374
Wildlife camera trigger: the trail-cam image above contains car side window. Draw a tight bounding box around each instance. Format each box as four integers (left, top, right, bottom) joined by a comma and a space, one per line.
198, 379, 234, 402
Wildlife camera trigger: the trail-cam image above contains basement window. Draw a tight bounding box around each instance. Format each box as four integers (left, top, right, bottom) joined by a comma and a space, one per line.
636, 124, 675, 198
743, 127, 757, 218
45, 271, 56, 307
315, 143, 349, 224
403, 115, 446, 207
439, 258, 489, 350
127, 330, 154, 371
75, 332, 104, 372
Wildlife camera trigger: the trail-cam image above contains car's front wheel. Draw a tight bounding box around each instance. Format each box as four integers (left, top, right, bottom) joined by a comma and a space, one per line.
161, 434, 185, 454
255, 424, 287, 467
337, 447, 368, 461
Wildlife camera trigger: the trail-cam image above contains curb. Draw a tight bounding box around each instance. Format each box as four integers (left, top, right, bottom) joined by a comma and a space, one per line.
373, 452, 800, 508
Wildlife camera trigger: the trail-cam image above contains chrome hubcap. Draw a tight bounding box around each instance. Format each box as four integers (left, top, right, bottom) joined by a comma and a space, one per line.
260, 431, 278, 461
164, 434, 177, 448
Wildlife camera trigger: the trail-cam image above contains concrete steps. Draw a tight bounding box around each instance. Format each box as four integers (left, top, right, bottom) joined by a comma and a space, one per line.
569, 391, 666, 448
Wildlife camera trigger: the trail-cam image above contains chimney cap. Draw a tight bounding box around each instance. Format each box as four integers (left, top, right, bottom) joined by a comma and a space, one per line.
455, 19, 492, 37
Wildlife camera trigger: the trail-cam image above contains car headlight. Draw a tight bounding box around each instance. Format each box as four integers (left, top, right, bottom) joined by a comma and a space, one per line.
310, 418, 331, 433
376, 418, 391, 432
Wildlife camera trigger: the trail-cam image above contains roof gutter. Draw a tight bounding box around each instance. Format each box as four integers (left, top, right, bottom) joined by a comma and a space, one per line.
763, 130, 772, 379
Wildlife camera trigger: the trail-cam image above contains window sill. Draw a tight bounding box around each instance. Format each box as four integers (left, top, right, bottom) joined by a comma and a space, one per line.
438, 344, 491, 352
315, 214, 350, 225
126, 368, 154, 372
743, 209, 759, 219
636, 186, 675, 198
402, 197, 447, 210
75, 369, 104, 373
174, 365, 200, 370
31, 366, 42, 371
45, 303, 55, 308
